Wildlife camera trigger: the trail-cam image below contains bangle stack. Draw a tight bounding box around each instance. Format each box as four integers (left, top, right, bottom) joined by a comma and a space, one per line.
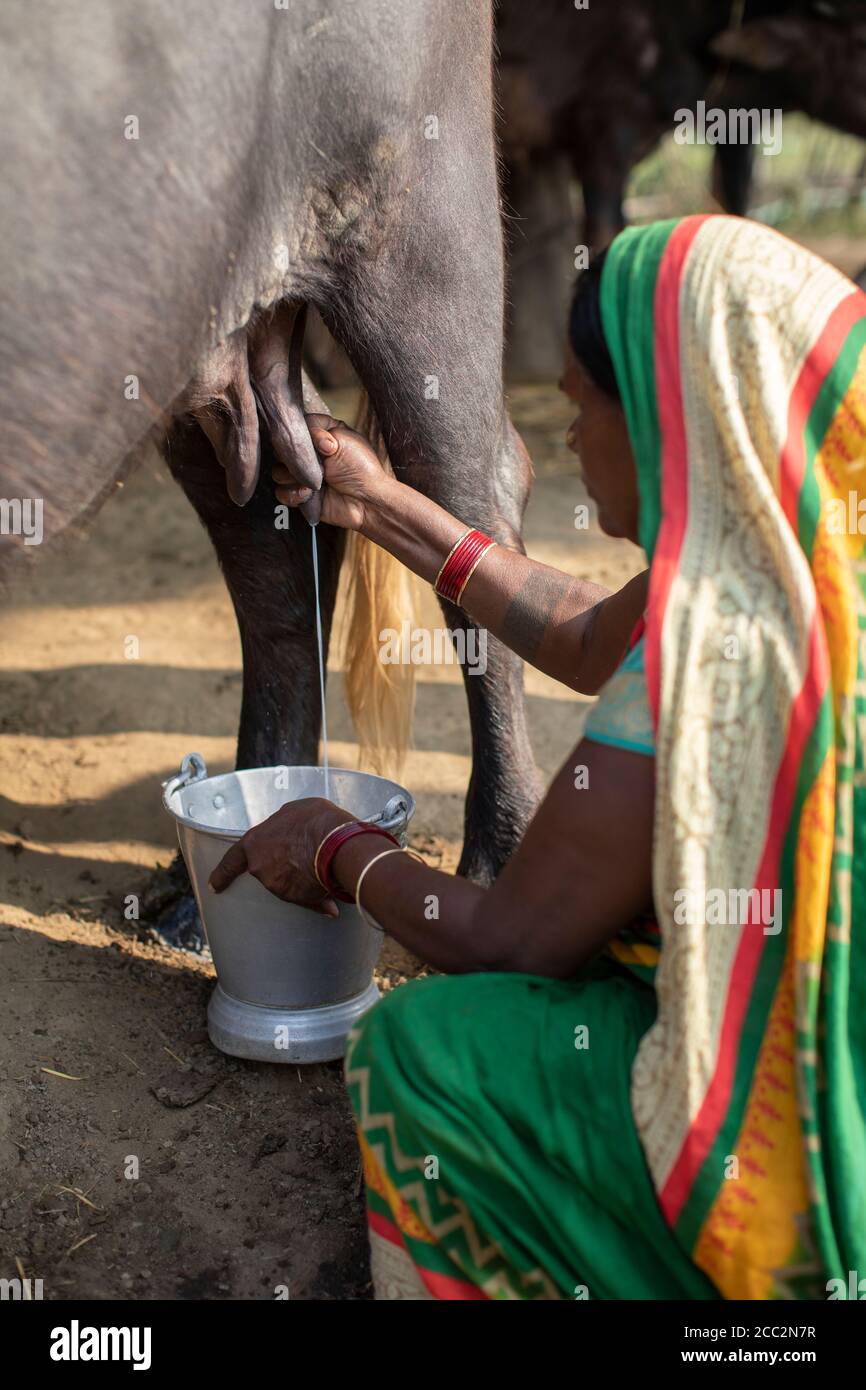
314, 820, 399, 903
434, 528, 495, 605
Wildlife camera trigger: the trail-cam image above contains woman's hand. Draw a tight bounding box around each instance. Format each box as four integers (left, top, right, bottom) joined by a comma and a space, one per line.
272, 414, 391, 531
208, 797, 354, 916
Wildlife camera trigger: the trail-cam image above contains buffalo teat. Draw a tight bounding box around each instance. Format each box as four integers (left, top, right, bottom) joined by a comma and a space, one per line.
187, 330, 262, 506
249, 301, 324, 502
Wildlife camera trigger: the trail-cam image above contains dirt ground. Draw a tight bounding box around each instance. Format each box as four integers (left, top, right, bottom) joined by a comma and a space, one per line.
1, 384, 644, 1302
0, 235, 859, 1301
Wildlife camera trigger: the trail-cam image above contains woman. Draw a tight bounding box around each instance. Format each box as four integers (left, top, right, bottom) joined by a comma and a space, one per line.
210, 215, 866, 1300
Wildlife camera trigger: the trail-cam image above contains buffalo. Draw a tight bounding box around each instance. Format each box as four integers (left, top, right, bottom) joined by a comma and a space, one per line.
1, 0, 540, 940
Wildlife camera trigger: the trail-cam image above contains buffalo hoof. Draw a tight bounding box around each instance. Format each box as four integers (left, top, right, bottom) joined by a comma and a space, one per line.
139, 853, 207, 954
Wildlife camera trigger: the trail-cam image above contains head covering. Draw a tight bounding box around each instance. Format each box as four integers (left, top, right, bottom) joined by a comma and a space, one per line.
599, 214, 866, 1297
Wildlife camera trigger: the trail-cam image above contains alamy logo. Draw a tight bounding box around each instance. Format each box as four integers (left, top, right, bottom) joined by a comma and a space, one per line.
827, 1270, 866, 1299
49, 1321, 152, 1371
826, 490, 866, 535
0, 1277, 43, 1299
0, 497, 43, 545
673, 887, 782, 935
674, 101, 783, 157
378, 621, 487, 675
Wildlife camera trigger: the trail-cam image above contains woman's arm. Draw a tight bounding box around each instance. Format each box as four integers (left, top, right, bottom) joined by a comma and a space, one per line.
210, 737, 655, 978
281, 418, 647, 696
363, 472, 648, 695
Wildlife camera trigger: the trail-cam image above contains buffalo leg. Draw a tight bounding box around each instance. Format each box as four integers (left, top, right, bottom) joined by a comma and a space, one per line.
319, 129, 541, 882
712, 143, 755, 217
148, 416, 344, 946
166, 418, 343, 766
503, 154, 577, 381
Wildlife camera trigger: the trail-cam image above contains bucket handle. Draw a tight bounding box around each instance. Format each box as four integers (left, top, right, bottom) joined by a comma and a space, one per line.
162, 751, 208, 806
369, 793, 410, 838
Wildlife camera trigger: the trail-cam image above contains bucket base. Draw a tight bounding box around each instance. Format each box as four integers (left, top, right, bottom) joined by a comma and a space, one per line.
207, 980, 381, 1065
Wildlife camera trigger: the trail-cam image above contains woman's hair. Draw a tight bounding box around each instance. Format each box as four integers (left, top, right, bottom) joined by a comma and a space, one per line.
568, 250, 620, 401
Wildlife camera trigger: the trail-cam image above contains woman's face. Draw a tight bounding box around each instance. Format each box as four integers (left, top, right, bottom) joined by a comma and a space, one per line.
560, 347, 640, 544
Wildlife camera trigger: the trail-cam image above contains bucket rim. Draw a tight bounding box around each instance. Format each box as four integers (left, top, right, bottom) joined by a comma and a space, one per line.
162, 760, 415, 841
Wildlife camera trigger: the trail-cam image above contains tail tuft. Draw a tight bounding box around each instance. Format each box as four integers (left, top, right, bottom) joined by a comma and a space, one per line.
339, 395, 416, 776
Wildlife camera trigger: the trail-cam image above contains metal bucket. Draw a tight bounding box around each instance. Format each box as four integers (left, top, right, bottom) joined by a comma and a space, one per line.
162, 753, 414, 1064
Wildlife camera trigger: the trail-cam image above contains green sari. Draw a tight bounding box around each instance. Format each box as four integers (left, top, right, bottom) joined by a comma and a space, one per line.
347, 962, 718, 1299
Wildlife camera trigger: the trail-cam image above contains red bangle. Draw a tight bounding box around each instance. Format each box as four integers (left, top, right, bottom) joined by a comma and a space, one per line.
434, 528, 495, 605
314, 821, 400, 903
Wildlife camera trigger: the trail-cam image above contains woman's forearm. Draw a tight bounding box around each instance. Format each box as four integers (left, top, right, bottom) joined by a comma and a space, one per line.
331, 831, 491, 973
362, 475, 643, 693
330, 733, 655, 980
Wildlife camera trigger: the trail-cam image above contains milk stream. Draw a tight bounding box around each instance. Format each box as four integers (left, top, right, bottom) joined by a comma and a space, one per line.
310, 522, 330, 801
